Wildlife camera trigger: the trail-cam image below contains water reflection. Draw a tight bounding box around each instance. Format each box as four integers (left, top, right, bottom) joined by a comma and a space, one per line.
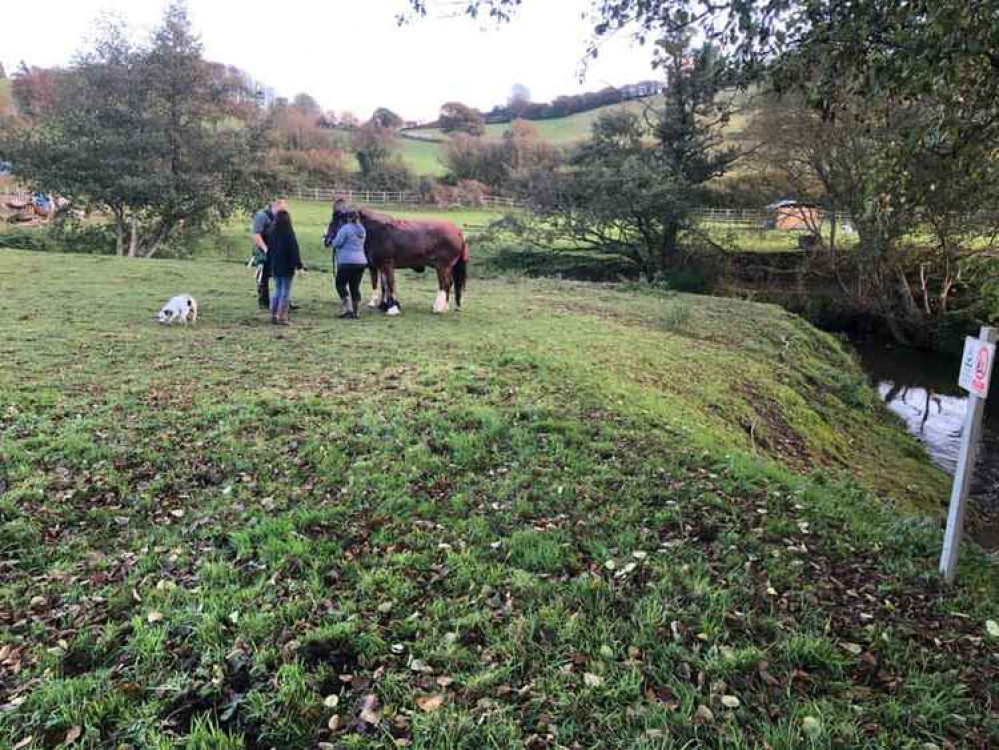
857, 343, 999, 515
878, 383, 968, 475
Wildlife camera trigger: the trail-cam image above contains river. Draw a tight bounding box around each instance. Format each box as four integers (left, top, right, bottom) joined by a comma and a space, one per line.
853, 341, 999, 547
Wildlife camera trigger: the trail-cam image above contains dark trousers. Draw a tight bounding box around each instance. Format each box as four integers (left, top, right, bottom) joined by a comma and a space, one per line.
257, 262, 271, 307
335, 264, 367, 312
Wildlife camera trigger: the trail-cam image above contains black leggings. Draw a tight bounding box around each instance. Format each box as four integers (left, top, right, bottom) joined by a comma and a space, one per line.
335, 264, 367, 309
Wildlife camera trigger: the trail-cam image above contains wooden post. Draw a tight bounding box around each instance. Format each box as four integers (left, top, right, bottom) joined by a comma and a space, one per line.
940, 326, 997, 583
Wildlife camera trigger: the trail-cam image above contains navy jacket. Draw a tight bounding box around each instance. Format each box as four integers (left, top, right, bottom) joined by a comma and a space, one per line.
268, 229, 303, 277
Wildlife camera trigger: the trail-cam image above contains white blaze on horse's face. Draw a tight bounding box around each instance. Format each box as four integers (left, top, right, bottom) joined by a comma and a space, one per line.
432, 291, 449, 314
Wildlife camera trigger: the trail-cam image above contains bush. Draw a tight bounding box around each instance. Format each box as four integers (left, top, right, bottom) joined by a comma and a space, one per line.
269, 148, 350, 186
430, 179, 490, 207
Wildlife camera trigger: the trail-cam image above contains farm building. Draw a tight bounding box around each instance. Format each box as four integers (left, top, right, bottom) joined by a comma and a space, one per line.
766, 199, 821, 231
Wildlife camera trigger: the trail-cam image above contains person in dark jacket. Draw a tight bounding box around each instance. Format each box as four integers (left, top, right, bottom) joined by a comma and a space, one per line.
331, 209, 368, 319
251, 198, 285, 309
268, 210, 305, 325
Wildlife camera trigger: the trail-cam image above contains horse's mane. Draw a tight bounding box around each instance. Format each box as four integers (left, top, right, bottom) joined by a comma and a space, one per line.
359, 208, 395, 229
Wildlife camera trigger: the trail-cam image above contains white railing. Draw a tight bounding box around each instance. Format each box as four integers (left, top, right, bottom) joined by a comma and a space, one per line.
0, 189, 31, 205
290, 186, 522, 210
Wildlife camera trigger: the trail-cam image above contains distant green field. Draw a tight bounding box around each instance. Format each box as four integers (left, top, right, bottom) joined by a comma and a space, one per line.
406, 100, 651, 147
395, 138, 447, 177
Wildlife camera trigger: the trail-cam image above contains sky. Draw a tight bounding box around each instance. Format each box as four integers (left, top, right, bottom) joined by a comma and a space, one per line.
1, 0, 658, 122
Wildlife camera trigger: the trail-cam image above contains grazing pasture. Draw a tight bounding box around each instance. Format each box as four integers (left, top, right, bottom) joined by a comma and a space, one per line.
0, 249, 996, 749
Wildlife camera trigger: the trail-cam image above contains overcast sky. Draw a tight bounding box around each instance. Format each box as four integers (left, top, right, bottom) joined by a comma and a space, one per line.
2, 0, 657, 121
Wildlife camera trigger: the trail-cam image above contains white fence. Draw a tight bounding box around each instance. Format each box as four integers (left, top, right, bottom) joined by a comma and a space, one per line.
0, 189, 30, 205
289, 186, 522, 210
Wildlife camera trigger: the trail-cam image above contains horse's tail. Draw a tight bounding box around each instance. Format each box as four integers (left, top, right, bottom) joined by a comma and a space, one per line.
453, 242, 468, 309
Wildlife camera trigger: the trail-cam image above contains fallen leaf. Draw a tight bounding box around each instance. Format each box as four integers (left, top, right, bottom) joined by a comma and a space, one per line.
583, 673, 603, 687
985, 620, 999, 638
802, 716, 821, 737
327, 714, 341, 731
408, 658, 433, 674
840, 642, 863, 656
720, 695, 740, 709
416, 694, 444, 713
695, 705, 714, 724
359, 694, 380, 725
64, 726, 82, 744
147, 611, 164, 623
323, 694, 340, 709
436, 676, 454, 688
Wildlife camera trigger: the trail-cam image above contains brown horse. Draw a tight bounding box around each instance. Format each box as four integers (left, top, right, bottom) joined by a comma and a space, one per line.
358, 209, 468, 316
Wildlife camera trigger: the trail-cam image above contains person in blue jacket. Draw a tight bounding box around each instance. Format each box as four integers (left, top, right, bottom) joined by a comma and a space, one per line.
331, 209, 367, 319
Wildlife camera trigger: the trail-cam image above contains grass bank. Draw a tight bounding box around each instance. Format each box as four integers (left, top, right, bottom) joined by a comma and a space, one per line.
0, 250, 996, 749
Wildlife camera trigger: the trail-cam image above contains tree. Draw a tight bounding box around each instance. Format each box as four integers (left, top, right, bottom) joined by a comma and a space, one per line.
749, 92, 999, 343
10, 64, 60, 121
519, 43, 740, 277
0, 2, 274, 257
352, 122, 414, 190
338, 111, 361, 130
370, 107, 404, 130
292, 92, 321, 115
439, 101, 485, 136
508, 83, 531, 118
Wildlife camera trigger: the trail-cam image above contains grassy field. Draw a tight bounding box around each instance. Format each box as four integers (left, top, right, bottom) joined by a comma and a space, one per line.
1, 248, 997, 749
395, 140, 447, 178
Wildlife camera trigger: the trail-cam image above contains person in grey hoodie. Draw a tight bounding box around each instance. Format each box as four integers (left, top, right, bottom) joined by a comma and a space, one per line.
331, 209, 368, 319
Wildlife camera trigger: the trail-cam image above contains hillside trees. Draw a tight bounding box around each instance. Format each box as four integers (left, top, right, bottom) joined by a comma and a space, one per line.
370, 107, 404, 130
443, 119, 560, 192
0, 3, 274, 257
439, 101, 485, 136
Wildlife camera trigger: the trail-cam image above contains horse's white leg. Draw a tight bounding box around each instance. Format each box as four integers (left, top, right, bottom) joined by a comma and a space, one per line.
432, 290, 448, 314
367, 269, 382, 309
385, 267, 401, 316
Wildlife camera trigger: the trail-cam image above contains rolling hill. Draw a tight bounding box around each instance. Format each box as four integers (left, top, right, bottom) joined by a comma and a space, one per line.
397, 94, 752, 177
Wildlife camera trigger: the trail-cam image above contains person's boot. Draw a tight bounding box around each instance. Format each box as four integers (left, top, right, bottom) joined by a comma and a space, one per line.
338, 298, 353, 319
278, 301, 291, 326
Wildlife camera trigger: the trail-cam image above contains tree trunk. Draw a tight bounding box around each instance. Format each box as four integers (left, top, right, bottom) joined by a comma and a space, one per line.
127, 216, 138, 258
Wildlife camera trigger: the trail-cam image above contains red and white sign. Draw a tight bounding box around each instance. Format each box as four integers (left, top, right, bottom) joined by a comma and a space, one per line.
959, 337, 995, 398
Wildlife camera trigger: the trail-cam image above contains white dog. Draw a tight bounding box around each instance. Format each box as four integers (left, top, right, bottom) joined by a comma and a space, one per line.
156, 294, 198, 325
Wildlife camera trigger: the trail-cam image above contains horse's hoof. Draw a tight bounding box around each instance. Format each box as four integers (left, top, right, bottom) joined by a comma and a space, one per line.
387, 305, 401, 317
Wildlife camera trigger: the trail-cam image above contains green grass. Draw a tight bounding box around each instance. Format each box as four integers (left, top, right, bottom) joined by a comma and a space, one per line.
396, 139, 447, 177
1, 248, 996, 748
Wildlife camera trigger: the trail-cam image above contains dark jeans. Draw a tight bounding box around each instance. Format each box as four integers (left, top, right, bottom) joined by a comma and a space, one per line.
257, 262, 271, 307
336, 264, 367, 311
